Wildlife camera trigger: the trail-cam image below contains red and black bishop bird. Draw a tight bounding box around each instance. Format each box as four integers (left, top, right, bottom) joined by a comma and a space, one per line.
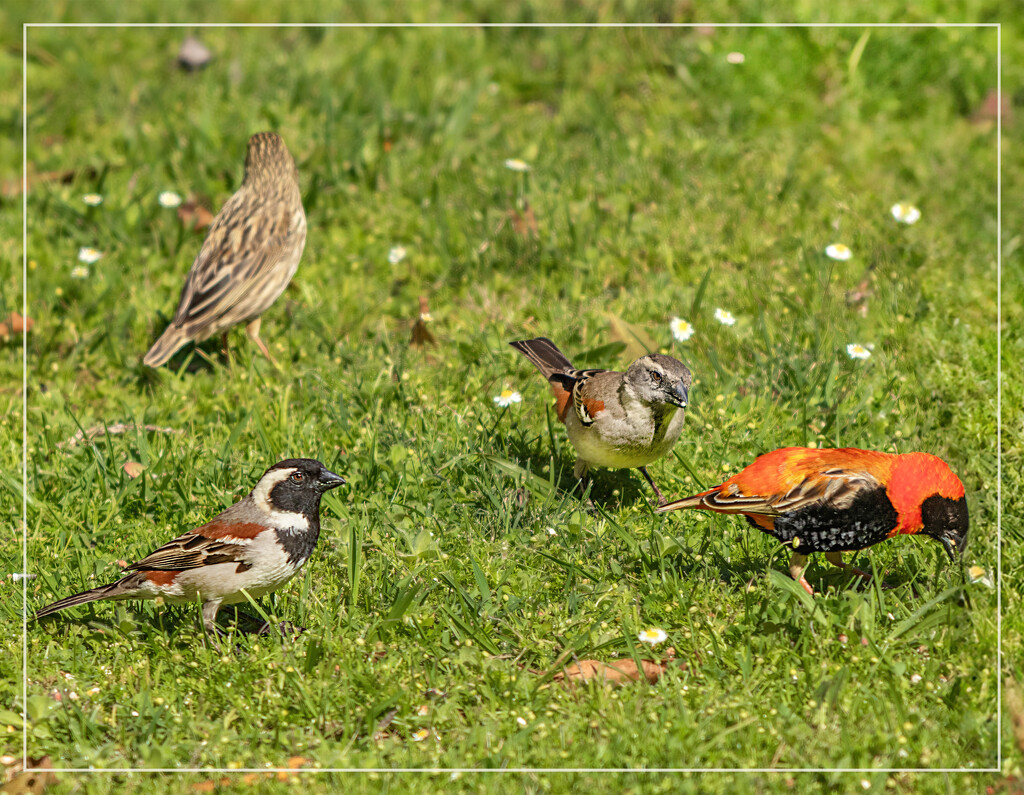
656, 447, 968, 594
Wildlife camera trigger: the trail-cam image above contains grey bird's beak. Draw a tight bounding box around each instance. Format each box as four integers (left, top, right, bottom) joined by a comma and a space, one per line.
670, 382, 689, 409
318, 469, 347, 491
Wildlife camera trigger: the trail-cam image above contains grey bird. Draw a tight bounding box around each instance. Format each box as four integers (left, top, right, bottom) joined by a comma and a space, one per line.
35, 459, 344, 636
144, 132, 306, 368
510, 337, 692, 504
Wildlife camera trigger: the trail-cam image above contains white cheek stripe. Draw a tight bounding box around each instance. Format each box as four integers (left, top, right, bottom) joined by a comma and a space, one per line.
251, 467, 295, 511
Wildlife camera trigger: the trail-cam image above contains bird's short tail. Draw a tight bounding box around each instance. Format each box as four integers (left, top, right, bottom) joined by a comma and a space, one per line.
34, 583, 118, 620
144, 325, 191, 368
509, 337, 574, 379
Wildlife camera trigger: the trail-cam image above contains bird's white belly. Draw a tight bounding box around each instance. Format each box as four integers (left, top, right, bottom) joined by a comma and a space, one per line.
565, 407, 685, 469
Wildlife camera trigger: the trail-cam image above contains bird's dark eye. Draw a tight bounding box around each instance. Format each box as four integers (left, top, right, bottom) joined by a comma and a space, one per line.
290, 472, 305, 484
651, 371, 663, 384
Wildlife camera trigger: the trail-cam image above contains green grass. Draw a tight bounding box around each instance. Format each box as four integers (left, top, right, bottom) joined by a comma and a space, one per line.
1, 4, 1018, 794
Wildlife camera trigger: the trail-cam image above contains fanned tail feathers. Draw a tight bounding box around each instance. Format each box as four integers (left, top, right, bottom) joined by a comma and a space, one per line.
509, 337, 574, 379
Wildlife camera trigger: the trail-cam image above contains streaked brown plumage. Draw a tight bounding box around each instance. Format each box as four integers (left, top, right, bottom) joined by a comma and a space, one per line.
144, 132, 306, 368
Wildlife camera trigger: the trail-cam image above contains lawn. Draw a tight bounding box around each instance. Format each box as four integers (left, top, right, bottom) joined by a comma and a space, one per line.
1, 4, 1018, 794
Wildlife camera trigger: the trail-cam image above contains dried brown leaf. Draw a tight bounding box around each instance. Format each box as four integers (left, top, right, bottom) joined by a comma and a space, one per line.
510, 201, 539, 238
178, 201, 215, 232
122, 461, 146, 479
606, 314, 658, 361
1, 756, 55, 794
550, 658, 667, 686
0, 312, 34, 340
411, 295, 436, 348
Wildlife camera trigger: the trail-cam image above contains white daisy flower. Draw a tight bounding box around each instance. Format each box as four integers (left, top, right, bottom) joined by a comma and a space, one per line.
158, 191, 182, 208
546, 527, 557, 536
891, 203, 921, 224
726, 52, 745, 64
78, 247, 102, 264
504, 158, 530, 172
967, 565, 993, 588
82, 193, 103, 206
388, 245, 407, 265
714, 308, 736, 326
494, 389, 522, 407
670, 317, 694, 342
638, 628, 668, 646
411, 729, 430, 742
825, 243, 852, 261
846, 343, 872, 360
910, 674, 922, 684
71, 266, 90, 279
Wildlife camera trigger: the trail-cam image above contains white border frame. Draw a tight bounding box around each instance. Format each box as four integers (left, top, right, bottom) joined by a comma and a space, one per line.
19, 17, 1003, 774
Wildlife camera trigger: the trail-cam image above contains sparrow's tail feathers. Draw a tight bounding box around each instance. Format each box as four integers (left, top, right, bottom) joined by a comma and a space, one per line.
143, 325, 191, 368
509, 337, 573, 379
34, 583, 119, 620
654, 493, 709, 514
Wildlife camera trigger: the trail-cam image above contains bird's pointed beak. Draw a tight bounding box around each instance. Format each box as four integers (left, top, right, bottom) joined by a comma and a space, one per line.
318, 469, 346, 491
670, 382, 689, 409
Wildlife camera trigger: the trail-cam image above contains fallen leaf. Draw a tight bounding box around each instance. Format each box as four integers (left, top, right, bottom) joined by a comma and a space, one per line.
178, 200, 215, 232
122, 461, 146, 479
606, 313, 658, 361
510, 201, 539, 238
286, 756, 308, 769
1, 756, 55, 794
0, 312, 34, 340
191, 783, 215, 793
410, 295, 436, 348
550, 658, 668, 686
178, 36, 213, 71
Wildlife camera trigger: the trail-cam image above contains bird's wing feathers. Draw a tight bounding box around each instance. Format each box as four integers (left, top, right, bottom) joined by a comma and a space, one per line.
570, 369, 611, 426
174, 196, 298, 330
124, 519, 258, 572
705, 467, 882, 516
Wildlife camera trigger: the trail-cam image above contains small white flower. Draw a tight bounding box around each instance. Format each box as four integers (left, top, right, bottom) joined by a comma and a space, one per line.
967, 565, 993, 588
846, 343, 872, 360
891, 203, 921, 224
388, 245, 407, 265
87, 687, 101, 695
714, 308, 736, 326
546, 527, 557, 537
411, 729, 430, 742
638, 628, 668, 646
419, 312, 432, 322
670, 317, 694, 342
860, 780, 871, 790
10, 573, 37, 581
71, 266, 90, 279
516, 717, 527, 727
78, 247, 102, 264
825, 243, 852, 261
504, 158, 530, 172
158, 191, 182, 208
494, 389, 522, 407
726, 52, 745, 64
910, 674, 922, 684
416, 705, 429, 717
82, 193, 103, 206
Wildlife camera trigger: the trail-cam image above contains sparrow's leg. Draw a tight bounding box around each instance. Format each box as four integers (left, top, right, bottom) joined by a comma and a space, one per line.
788, 553, 815, 596
824, 551, 871, 579
637, 466, 667, 506
201, 598, 223, 634
245, 317, 278, 366
572, 459, 594, 505
221, 331, 231, 368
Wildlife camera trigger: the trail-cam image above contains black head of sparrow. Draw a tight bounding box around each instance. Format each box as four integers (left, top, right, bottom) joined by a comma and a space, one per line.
35, 458, 344, 637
